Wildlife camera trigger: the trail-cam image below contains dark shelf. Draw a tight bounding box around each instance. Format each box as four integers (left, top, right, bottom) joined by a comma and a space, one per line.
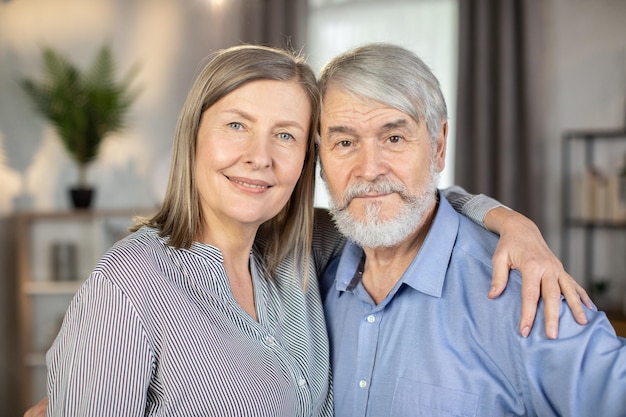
561, 129, 626, 291
563, 129, 626, 140
563, 219, 626, 228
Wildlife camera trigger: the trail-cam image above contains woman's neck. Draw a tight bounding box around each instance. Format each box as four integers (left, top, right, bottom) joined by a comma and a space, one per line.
197, 221, 259, 321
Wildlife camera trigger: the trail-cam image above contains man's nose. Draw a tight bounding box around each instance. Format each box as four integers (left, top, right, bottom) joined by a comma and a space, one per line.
356, 141, 389, 181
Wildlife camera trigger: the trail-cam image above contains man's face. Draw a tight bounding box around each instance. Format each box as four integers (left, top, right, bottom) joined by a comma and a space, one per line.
318, 87, 447, 247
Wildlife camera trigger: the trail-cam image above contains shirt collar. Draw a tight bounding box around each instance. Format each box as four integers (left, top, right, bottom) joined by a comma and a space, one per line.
334, 194, 460, 298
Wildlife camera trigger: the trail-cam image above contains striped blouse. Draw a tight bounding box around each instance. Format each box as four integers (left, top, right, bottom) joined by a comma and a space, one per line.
46, 190, 494, 416
46, 214, 344, 417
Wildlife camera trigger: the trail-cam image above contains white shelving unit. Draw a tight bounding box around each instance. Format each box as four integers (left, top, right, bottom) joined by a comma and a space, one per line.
16, 208, 153, 409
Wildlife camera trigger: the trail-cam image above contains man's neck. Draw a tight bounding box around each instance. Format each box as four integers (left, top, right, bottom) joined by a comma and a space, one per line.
361, 201, 438, 304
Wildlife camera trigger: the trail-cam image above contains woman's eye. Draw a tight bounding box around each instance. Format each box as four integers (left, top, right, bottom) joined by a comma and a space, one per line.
228, 122, 243, 130
278, 132, 294, 141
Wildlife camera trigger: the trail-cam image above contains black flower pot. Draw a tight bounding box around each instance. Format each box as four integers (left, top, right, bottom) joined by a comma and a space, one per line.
69, 187, 95, 209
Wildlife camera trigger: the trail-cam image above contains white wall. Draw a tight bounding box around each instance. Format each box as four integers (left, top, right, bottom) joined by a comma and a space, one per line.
0, 0, 253, 213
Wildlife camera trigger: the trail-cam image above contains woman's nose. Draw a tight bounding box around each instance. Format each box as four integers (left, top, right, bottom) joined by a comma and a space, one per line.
244, 136, 272, 169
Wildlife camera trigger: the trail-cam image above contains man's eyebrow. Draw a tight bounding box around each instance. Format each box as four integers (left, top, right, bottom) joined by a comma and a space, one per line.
381, 118, 409, 131
325, 118, 410, 136
327, 125, 356, 135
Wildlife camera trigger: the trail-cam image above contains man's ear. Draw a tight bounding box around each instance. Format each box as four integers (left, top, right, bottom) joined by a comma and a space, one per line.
435, 119, 448, 172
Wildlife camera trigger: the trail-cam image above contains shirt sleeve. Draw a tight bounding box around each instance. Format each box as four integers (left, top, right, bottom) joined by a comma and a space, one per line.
312, 208, 347, 275
440, 185, 504, 227
521, 303, 626, 416
46, 273, 153, 416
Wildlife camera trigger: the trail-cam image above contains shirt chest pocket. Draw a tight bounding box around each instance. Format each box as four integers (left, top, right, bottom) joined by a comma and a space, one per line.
390, 377, 479, 417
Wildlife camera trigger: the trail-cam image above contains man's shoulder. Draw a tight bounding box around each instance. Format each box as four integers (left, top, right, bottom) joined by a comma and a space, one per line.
437, 195, 500, 264
440, 200, 523, 292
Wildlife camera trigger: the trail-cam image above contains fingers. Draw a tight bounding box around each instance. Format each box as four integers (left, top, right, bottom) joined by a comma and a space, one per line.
486, 207, 590, 339
519, 273, 541, 338
539, 275, 562, 339
489, 250, 510, 299
23, 397, 48, 417
576, 283, 593, 310
560, 273, 590, 325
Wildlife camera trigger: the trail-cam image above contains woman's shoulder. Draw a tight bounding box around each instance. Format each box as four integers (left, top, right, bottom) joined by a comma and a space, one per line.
93, 226, 166, 276
107, 225, 161, 252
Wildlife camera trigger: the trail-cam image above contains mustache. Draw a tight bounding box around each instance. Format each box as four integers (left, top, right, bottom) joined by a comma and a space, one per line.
335, 179, 410, 210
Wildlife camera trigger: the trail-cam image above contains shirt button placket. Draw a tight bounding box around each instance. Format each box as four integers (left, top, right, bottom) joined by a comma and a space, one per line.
264, 335, 276, 347
355, 311, 380, 415
263, 333, 312, 413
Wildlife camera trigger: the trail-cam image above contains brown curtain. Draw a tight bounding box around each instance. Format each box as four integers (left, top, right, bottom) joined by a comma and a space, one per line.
240, 0, 309, 51
454, 0, 545, 225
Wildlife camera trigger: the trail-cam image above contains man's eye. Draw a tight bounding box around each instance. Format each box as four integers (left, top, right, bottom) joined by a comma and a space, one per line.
388, 135, 402, 143
338, 140, 352, 148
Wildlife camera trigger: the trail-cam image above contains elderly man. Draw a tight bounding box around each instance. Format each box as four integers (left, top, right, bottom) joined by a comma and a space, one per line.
318, 43, 626, 417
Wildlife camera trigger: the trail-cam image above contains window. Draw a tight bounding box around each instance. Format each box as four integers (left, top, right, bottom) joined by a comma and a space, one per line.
307, 0, 458, 207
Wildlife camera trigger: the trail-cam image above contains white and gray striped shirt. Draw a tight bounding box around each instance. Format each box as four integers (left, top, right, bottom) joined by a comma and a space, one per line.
46, 214, 344, 417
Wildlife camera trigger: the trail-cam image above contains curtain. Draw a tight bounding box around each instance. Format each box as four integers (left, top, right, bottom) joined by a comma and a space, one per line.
454, 0, 545, 225
241, 0, 309, 51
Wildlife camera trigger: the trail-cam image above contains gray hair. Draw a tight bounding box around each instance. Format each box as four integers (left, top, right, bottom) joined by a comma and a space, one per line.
317, 43, 447, 142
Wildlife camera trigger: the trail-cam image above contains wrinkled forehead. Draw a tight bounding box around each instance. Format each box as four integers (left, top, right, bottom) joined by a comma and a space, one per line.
320, 87, 417, 130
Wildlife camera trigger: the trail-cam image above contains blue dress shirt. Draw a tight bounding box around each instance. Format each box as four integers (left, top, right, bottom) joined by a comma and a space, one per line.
321, 195, 626, 417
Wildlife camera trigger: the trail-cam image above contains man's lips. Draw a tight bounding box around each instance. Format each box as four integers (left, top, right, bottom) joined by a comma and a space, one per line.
352, 192, 393, 199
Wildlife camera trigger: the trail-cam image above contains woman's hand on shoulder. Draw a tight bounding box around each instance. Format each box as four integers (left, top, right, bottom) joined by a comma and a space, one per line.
485, 207, 592, 339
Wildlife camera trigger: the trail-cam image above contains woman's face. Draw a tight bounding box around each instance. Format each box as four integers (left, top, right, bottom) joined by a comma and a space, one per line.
194, 79, 311, 236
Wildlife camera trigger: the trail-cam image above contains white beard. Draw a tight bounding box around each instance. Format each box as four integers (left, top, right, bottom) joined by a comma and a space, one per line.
326, 162, 440, 249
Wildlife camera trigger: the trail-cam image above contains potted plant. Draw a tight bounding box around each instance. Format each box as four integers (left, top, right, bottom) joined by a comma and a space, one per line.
20, 44, 140, 209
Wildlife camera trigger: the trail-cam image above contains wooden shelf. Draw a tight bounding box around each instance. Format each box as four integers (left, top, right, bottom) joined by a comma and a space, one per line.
14, 207, 155, 221
23, 281, 84, 295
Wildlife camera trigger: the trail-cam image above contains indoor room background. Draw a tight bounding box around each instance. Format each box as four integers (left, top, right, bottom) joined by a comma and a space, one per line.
1, 0, 625, 414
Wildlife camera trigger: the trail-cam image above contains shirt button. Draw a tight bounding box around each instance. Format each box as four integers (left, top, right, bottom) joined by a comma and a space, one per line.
298, 377, 307, 387
265, 335, 276, 346
359, 380, 368, 388
367, 315, 376, 323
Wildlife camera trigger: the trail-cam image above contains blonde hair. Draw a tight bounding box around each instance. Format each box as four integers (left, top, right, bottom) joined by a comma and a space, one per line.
134, 44, 319, 278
